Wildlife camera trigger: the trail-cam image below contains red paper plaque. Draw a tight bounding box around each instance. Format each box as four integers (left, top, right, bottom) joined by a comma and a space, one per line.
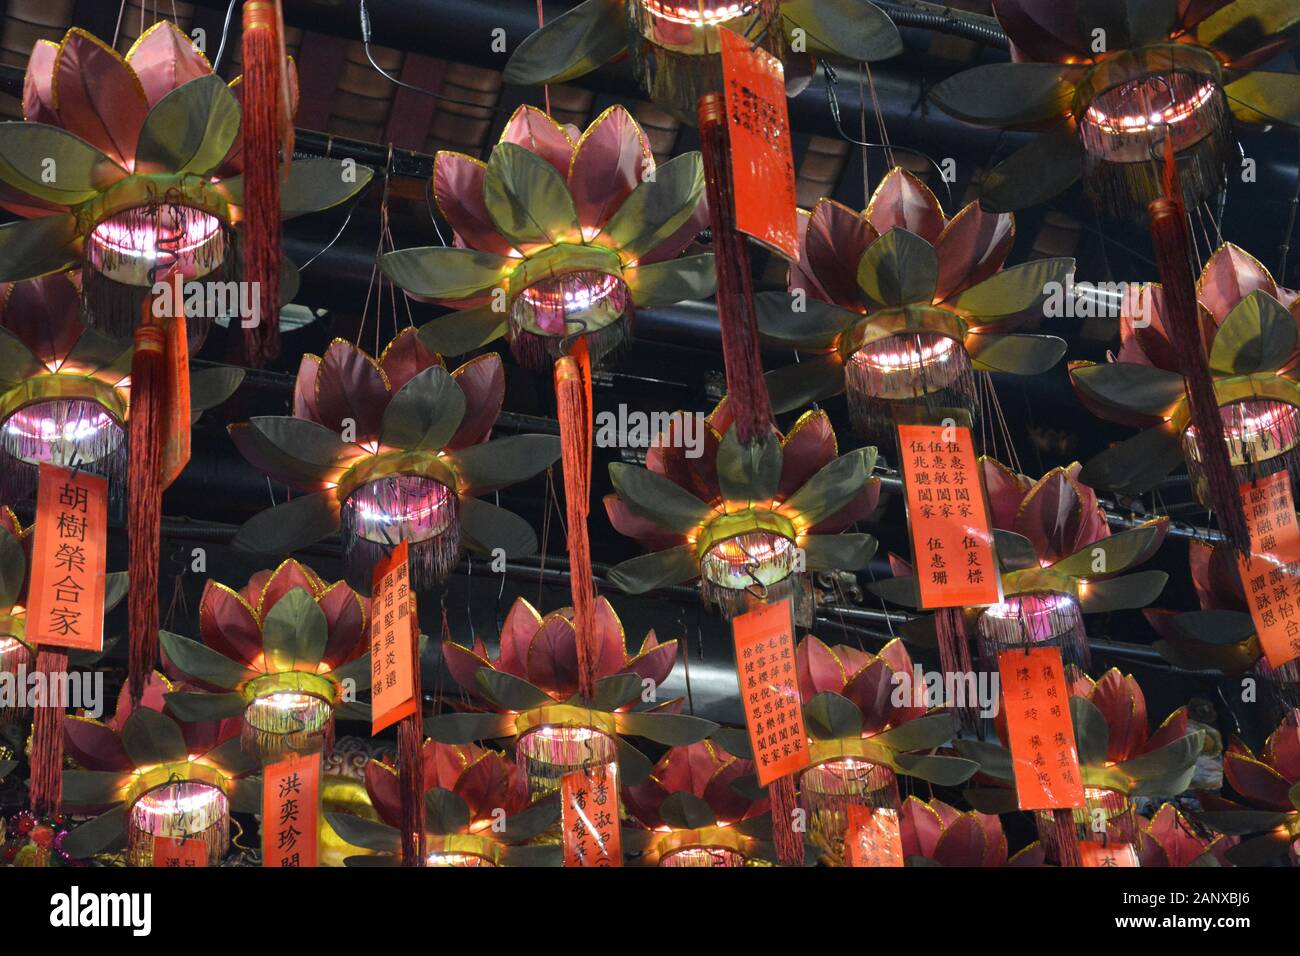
560, 764, 622, 867
719, 27, 798, 260
25, 464, 108, 651
1080, 841, 1139, 867
152, 836, 207, 868
1235, 472, 1300, 669
369, 540, 417, 735
896, 421, 1001, 609
997, 647, 1085, 811
733, 599, 810, 786
262, 751, 321, 868
844, 804, 905, 867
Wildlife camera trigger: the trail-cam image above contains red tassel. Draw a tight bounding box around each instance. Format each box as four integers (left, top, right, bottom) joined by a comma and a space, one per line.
237, 1, 285, 366
555, 342, 598, 700
1149, 137, 1250, 553
398, 600, 425, 866
768, 774, 803, 866
1052, 808, 1083, 867
127, 318, 166, 707
935, 608, 979, 735
28, 647, 67, 816
698, 93, 773, 446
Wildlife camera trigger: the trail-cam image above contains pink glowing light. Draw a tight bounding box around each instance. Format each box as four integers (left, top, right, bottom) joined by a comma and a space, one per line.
641, 0, 754, 26
1085, 80, 1217, 135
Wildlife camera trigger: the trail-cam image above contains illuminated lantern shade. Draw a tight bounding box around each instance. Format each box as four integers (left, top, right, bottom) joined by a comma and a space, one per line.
431, 595, 713, 813
900, 796, 1045, 867
0, 25, 370, 342
0, 509, 32, 724
622, 741, 769, 867
1071, 244, 1300, 510
504, 0, 902, 124
931, 0, 1300, 219
156, 560, 369, 760
321, 740, 562, 867
756, 168, 1070, 439
1136, 803, 1237, 867
795, 635, 979, 866
229, 332, 558, 592
60, 672, 255, 866
961, 669, 1205, 866
1148, 538, 1300, 722
602, 401, 880, 621
381, 105, 712, 373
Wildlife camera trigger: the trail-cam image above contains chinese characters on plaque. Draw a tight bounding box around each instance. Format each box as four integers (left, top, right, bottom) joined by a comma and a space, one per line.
896, 422, 1001, 610
844, 804, 905, 867
1235, 472, 1300, 668
370, 540, 417, 735
26, 463, 108, 651
719, 26, 799, 261
732, 599, 810, 786
560, 764, 622, 867
262, 751, 321, 868
152, 836, 207, 868
997, 647, 1085, 811
1079, 841, 1139, 867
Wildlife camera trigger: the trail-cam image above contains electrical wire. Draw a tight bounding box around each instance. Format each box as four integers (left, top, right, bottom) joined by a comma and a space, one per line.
212, 0, 239, 72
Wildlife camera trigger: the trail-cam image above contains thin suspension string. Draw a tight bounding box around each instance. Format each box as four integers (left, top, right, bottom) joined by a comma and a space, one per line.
536, 0, 551, 116
862, 59, 894, 171
113, 0, 128, 48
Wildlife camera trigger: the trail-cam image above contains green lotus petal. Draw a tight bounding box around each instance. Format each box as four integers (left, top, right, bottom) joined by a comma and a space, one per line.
616, 737, 653, 786
716, 430, 782, 503
62, 805, 128, 858
930, 63, 1082, 127
765, 354, 846, 414
325, 812, 401, 852
953, 739, 1015, 781
872, 711, 958, 753
424, 711, 516, 744
615, 711, 717, 746
609, 461, 712, 533
1078, 570, 1169, 612
164, 690, 247, 722
232, 490, 340, 555
1172, 609, 1257, 645
189, 366, 244, 417
804, 691, 863, 739
0, 759, 14, 781
249, 416, 357, 474
416, 306, 508, 356
951, 258, 1075, 322
500, 798, 561, 844
1209, 289, 1297, 374
381, 365, 467, 452
857, 228, 938, 310
1114, 730, 1204, 793
781, 0, 903, 62
1197, 0, 1300, 62
459, 496, 539, 558
0, 524, 25, 608
103, 572, 128, 613
226, 777, 261, 814
0, 328, 44, 388
963, 787, 1021, 815
135, 75, 240, 175
782, 447, 877, 527
591, 672, 645, 712
660, 791, 719, 830
1052, 521, 1167, 577
0, 214, 80, 282
121, 708, 189, 767
501, 843, 564, 866
1226, 70, 1300, 125
0, 122, 120, 204
64, 327, 130, 377
802, 533, 878, 571
994, 530, 1039, 572
426, 787, 472, 835
1196, 809, 1291, 836
1077, 425, 1184, 495
1225, 830, 1292, 866
866, 574, 921, 610
476, 668, 552, 711
61, 769, 129, 808
979, 127, 1084, 213
1070, 361, 1187, 417
606, 545, 699, 594
380, 246, 513, 301
1078, 0, 1180, 48
1070, 696, 1111, 767
502, 0, 626, 86
279, 158, 375, 219
262, 587, 328, 672
893, 753, 980, 785
446, 433, 560, 496
968, 333, 1067, 375
627, 254, 716, 307
484, 142, 581, 247
202, 735, 260, 776
755, 291, 857, 348
327, 651, 373, 694
598, 152, 704, 261
158, 629, 255, 690
711, 726, 754, 760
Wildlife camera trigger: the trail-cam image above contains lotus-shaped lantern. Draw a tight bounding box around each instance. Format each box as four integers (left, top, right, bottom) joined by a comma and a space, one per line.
60, 672, 258, 866
603, 401, 881, 619
381, 105, 713, 371
0, 24, 371, 339
0, 508, 31, 723
156, 560, 371, 759
931, 0, 1300, 218
1137, 802, 1237, 866
900, 795, 1045, 866
757, 168, 1071, 437
229, 330, 559, 591
1072, 243, 1300, 507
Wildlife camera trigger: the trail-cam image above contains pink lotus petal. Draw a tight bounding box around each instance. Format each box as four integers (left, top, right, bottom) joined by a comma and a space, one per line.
777, 410, 837, 499
805, 199, 878, 308
806, 479, 881, 535
1089, 669, 1148, 762
788, 208, 831, 300
379, 327, 442, 395
314, 339, 389, 442
525, 613, 581, 699
432, 151, 516, 256
568, 106, 652, 232
622, 775, 670, 828
932, 813, 988, 867
198, 582, 263, 665
455, 752, 512, 823
901, 796, 944, 857
934, 203, 1015, 303
442, 639, 493, 700
844, 658, 895, 734
625, 638, 678, 690
865, 168, 946, 246
991, 0, 1091, 62
1223, 752, 1293, 811
1264, 713, 1300, 783
318, 583, 368, 669
126, 21, 212, 107
796, 634, 846, 700
448, 352, 505, 450
981, 458, 1029, 531
63, 716, 132, 773
1, 274, 83, 365
52, 29, 148, 170
499, 598, 542, 678
500, 105, 574, 177
591, 596, 629, 679
23, 40, 58, 124
1198, 243, 1278, 325
257, 561, 320, 621
363, 759, 403, 828
1013, 467, 1089, 565
292, 354, 322, 422
639, 197, 708, 265
604, 495, 689, 551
